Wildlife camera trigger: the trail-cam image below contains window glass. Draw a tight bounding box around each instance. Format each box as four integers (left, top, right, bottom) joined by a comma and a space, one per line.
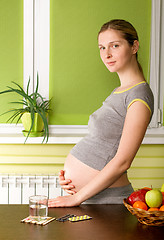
0, 0, 23, 123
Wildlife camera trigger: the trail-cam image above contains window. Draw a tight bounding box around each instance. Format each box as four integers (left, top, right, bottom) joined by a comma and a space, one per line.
149, 0, 163, 128
0, 0, 164, 144
144, 0, 164, 144
0, 0, 23, 123
25, 0, 163, 127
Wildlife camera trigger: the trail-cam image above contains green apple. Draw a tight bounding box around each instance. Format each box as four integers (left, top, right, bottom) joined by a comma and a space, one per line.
161, 183, 164, 192
145, 189, 163, 208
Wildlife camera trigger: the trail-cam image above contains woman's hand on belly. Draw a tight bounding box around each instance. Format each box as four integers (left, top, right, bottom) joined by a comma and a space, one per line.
59, 170, 76, 195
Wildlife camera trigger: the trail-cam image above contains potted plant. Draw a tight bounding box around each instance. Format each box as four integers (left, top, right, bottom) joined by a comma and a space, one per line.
0, 74, 51, 143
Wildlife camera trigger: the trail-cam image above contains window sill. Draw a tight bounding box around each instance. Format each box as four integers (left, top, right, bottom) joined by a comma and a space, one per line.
142, 127, 164, 144
0, 124, 164, 144
0, 124, 87, 144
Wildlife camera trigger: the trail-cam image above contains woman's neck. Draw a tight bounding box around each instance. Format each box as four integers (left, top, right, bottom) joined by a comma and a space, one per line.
117, 61, 145, 90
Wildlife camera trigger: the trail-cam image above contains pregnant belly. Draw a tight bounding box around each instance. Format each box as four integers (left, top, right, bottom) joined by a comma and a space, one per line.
64, 153, 99, 192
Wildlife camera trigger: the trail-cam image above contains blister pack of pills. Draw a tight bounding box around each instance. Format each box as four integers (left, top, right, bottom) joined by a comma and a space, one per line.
56, 214, 76, 222
68, 215, 92, 222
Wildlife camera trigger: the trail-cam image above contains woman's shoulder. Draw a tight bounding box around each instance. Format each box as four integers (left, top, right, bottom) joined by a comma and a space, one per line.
129, 81, 154, 98
126, 81, 154, 116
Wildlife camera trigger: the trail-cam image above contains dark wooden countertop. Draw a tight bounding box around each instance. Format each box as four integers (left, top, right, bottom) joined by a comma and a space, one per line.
0, 204, 163, 240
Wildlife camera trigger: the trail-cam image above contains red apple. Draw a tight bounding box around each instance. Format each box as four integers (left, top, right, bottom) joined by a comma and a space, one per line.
162, 192, 164, 205
128, 188, 150, 206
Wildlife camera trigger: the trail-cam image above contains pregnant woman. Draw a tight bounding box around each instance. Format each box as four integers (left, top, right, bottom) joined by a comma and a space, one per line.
48, 19, 154, 207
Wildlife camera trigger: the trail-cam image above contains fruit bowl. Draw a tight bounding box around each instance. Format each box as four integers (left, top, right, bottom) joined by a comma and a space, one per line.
123, 198, 164, 226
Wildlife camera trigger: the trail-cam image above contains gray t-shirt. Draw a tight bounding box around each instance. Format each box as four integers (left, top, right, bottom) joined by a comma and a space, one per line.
70, 81, 154, 171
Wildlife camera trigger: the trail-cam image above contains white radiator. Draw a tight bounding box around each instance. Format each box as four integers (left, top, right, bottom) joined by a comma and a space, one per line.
0, 174, 65, 204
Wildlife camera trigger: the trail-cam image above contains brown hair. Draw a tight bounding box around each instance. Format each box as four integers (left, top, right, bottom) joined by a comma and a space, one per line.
98, 19, 143, 73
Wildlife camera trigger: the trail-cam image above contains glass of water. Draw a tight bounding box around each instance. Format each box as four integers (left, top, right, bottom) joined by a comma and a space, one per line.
29, 195, 48, 221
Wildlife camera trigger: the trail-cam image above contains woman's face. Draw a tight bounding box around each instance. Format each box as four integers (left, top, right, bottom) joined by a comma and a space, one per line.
98, 29, 136, 74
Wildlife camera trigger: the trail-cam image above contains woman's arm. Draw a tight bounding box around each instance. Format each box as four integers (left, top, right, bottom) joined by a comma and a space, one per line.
48, 101, 151, 207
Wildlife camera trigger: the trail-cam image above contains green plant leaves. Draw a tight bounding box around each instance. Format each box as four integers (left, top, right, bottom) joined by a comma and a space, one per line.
0, 75, 51, 143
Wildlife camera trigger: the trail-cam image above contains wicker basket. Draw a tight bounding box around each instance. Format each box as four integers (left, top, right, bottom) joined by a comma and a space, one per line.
123, 198, 164, 226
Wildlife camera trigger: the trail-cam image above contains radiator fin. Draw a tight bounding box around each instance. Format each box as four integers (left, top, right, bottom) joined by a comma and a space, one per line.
0, 174, 65, 204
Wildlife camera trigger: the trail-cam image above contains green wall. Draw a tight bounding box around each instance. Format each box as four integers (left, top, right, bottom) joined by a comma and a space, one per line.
49, 0, 151, 125
0, 0, 23, 123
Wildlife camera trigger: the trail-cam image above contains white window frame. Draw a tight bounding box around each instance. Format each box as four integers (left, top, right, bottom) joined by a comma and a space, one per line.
144, 0, 164, 143
0, 0, 164, 144
149, 0, 163, 128
24, 0, 49, 99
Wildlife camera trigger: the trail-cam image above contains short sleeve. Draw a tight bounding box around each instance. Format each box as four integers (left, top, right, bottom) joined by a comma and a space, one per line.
125, 83, 154, 118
